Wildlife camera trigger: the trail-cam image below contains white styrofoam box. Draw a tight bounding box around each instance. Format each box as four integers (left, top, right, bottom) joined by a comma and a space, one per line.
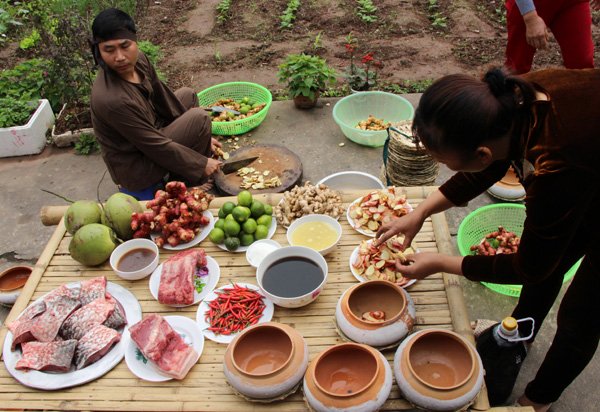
0, 99, 55, 158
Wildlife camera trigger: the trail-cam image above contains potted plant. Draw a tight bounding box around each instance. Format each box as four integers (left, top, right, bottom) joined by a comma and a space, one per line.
277, 53, 337, 109
343, 33, 382, 92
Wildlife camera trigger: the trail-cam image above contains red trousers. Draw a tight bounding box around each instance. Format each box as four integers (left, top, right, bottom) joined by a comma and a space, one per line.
505, 0, 594, 73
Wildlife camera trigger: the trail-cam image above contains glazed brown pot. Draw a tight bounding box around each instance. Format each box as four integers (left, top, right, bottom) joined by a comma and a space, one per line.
335, 280, 416, 347
393, 329, 484, 411
303, 342, 393, 412
293, 91, 320, 109
223, 322, 308, 400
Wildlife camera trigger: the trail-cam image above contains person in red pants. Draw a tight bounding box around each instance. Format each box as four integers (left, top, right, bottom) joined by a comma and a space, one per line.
505, 0, 596, 74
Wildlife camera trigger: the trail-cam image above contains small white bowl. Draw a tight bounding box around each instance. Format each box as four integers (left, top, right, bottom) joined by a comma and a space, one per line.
256, 246, 328, 308
286, 214, 342, 256
245, 239, 282, 268
110, 238, 159, 281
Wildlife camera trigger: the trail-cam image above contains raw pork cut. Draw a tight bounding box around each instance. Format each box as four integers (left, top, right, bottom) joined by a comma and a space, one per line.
15, 340, 78, 372
158, 249, 206, 306
129, 314, 198, 380
79, 277, 107, 305
60, 298, 115, 340
74, 324, 121, 370
10, 285, 80, 350
103, 293, 127, 330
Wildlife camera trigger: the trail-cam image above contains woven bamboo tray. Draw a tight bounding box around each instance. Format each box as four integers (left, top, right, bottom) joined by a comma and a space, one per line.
0, 188, 533, 412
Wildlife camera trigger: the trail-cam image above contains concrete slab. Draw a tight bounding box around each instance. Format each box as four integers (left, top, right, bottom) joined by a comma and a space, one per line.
0, 97, 597, 411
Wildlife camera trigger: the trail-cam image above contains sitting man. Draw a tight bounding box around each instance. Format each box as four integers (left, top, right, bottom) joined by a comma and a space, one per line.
90, 8, 222, 200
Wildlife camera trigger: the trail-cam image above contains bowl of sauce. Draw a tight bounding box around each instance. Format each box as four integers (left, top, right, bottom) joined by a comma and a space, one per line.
0, 265, 32, 305
110, 238, 159, 281
286, 214, 342, 256
256, 246, 328, 308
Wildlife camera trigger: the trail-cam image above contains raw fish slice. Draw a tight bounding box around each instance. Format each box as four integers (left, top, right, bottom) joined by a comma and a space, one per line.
74, 324, 121, 370
7, 300, 46, 336
79, 276, 107, 305
103, 293, 127, 330
15, 340, 78, 372
129, 314, 198, 380
60, 298, 115, 340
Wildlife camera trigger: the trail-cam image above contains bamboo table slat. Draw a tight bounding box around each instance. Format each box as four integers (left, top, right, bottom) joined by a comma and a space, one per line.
0, 187, 532, 412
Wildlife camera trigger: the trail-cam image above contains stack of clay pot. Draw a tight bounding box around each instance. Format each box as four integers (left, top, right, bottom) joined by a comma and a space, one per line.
303, 342, 392, 412
393, 329, 484, 411
223, 322, 308, 401
335, 280, 416, 348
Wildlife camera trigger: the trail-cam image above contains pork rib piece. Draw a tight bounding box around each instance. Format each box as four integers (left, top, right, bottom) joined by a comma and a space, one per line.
74, 324, 121, 370
15, 340, 78, 372
129, 314, 198, 380
158, 249, 206, 306
60, 298, 115, 340
103, 293, 127, 330
10, 285, 80, 350
79, 276, 107, 305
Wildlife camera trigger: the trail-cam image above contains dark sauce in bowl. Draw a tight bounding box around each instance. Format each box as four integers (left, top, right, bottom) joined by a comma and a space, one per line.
262, 256, 324, 298
117, 248, 156, 272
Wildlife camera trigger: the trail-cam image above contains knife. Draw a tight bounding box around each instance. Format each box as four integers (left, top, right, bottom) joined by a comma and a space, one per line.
203, 106, 241, 115
221, 155, 260, 174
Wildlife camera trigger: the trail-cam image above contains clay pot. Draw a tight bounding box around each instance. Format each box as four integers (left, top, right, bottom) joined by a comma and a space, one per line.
335, 280, 415, 348
223, 322, 308, 400
304, 342, 392, 412
0, 265, 32, 305
487, 166, 526, 201
293, 91, 319, 109
393, 329, 484, 411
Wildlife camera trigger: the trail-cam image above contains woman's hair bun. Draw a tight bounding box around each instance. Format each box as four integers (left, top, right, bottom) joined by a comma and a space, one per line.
483, 68, 508, 97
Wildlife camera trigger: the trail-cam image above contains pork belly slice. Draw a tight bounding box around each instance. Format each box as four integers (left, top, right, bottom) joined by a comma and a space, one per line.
129, 314, 198, 380
74, 324, 121, 370
79, 276, 107, 305
158, 249, 206, 306
103, 293, 127, 330
15, 339, 78, 372
60, 298, 115, 340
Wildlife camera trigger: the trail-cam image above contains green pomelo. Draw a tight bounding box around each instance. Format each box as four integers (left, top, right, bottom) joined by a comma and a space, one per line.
102, 193, 143, 240
64, 200, 102, 235
69, 223, 118, 266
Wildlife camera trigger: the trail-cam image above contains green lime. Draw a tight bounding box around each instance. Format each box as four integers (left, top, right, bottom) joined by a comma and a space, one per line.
223, 219, 241, 237
218, 208, 227, 219
225, 213, 235, 221
214, 218, 225, 230
224, 237, 241, 251
237, 190, 253, 207
247, 99, 256, 106
250, 201, 265, 218
255, 224, 269, 240
239, 232, 254, 246
241, 96, 250, 104
242, 218, 257, 234
263, 204, 273, 215
222, 202, 236, 214
209, 228, 225, 244
252, 103, 262, 109
256, 214, 272, 227
232, 206, 249, 223
239, 106, 250, 115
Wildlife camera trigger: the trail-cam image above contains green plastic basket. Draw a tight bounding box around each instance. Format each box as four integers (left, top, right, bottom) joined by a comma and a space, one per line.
457, 203, 580, 297
197, 82, 272, 136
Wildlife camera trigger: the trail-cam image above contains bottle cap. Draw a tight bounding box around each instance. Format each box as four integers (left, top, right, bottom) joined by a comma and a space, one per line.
501, 317, 518, 332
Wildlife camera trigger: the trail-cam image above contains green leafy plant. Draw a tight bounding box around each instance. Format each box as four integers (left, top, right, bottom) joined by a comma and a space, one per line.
19, 29, 40, 50
0, 7, 22, 42
312, 31, 324, 51
216, 0, 232, 23
0, 97, 36, 128
138, 40, 166, 81
356, 0, 377, 23
0, 59, 47, 102
277, 53, 337, 100
74, 132, 100, 155
280, 0, 300, 29
427, 0, 447, 29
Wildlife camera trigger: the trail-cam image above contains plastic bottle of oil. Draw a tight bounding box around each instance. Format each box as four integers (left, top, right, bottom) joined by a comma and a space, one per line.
475, 316, 534, 406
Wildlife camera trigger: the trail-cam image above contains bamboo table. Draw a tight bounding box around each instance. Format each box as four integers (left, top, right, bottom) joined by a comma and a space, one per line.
0, 188, 533, 412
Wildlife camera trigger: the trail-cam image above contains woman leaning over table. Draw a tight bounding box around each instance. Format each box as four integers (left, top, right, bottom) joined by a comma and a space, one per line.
375, 67, 600, 411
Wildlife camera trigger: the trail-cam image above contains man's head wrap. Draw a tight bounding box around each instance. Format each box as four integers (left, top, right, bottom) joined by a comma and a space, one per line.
90, 8, 138, 69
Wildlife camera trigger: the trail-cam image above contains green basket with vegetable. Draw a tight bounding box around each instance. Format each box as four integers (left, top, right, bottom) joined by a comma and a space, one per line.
197, 82, 272, 136
457, 203, 580, 297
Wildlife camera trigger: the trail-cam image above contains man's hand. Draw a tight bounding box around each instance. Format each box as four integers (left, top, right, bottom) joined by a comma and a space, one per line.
205, 158, 222, 176
523, 11, 549, 49
211, 137, 222, 153
395, 252, 463, 280
374, 210, 426, 250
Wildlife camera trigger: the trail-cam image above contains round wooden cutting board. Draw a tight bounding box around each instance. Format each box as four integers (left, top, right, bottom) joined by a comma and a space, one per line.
214, 144, 303, 196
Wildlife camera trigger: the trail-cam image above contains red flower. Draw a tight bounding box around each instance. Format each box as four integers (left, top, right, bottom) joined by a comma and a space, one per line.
361, 52, 374, 64
345, 43, 355, 53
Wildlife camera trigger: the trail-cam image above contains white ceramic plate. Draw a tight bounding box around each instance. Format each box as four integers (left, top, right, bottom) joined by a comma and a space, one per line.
195, 282, 274, 344
151, 211, 214, 250
348, 241, 417, 288
346, 194, 413, 237
3, 282, 142, 390
215, 217, 277, 253
149, 256, 220, 308
124, 315, 204, 382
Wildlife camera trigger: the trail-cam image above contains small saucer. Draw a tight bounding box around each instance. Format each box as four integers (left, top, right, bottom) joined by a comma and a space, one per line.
245, 240, 282, 268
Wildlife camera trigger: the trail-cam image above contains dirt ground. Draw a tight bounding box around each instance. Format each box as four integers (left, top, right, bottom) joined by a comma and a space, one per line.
134, 0, 600, 93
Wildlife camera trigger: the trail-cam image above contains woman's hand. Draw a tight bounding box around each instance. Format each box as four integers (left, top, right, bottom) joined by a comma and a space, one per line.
211, 137, 222, 153
204, 157, 222, 176
374, 211, 426, 250
523, 11, 549, 49
396, 252, 463, 280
